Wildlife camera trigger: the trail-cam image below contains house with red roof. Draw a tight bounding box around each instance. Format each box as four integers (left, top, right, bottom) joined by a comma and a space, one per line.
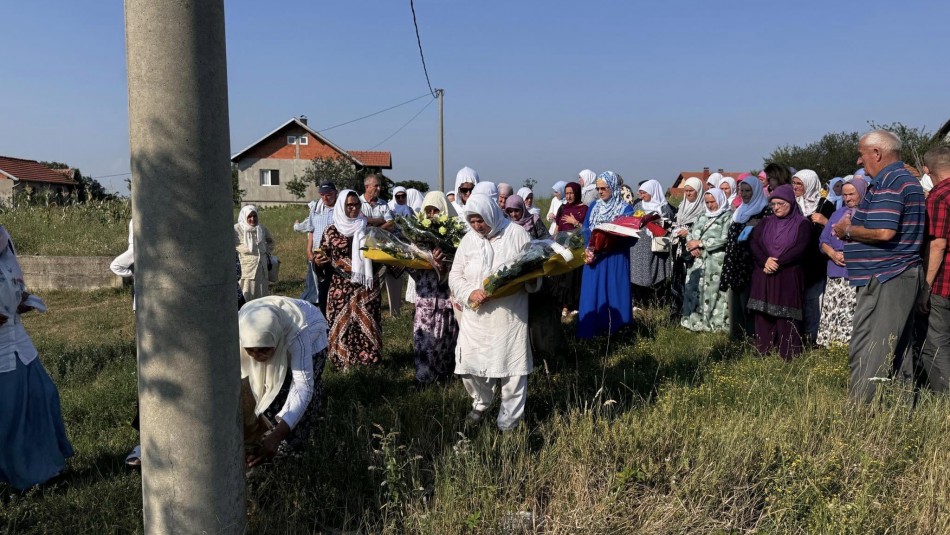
0, 156, 79, 205
231, 116, 392, 206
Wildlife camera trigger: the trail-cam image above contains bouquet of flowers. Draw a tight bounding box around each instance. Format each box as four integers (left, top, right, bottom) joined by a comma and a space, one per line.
394, 212, 466, 259
361, 227, 434, 270
480, 231, 586, 299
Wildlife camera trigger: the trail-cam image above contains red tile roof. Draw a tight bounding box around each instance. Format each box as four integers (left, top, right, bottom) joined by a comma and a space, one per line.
0, 156, 78, 185
347, 150, 392, 169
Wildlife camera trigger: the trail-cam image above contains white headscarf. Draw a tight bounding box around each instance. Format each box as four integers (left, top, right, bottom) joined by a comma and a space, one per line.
406, 188, 424, 212
703, 188, 729, 218
464, 193, 510, 279
421, 190, 457, 217
473, 181, 499, 203
706, 172, 724, 189
792, 169, 821, 216
732, 176, 769, 224
719, 177, 738, 205
674, 177, 705, 227
579, 169, 597, 195
452, 166, 480, 214
388, 186, 413, 217
332, 189, 373, 289
825, 177, 845, 209
637, 180, 668, 213
237, 205, 265, 252
921, 174, 934, 194
517, 187, 540, 216
239, 297, 306, 417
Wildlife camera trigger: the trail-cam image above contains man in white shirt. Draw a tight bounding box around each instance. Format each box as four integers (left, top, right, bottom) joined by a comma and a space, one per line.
361, 174, 401, 315
294, 182, 338, 315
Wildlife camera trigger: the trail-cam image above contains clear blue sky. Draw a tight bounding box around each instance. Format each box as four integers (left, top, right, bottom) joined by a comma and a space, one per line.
1, 1, 947, 195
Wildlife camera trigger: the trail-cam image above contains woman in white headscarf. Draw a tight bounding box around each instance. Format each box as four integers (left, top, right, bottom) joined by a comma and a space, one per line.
628, 179, 676, 308
517, 187, 541, 217
825, 177, 845, 209
790, 169, 835, 346
670, 177, 706, 317
579, 169, 598, 205
314, 190, 383, 368
706, 172, 724, 191
720, 177, 771, 339
235, 205, 276, 302
452, 166, 480, 217
449, 193, 535, 431
388, 186, 414, 218
719, 177, 738, 207
406, 188, 424, 213
240, 296, 328, 467
472, 181, 499, 204
0, 226, 74, 489
546, 181, 567, 234
404, 191, 460, 386
680, 188, 732, 332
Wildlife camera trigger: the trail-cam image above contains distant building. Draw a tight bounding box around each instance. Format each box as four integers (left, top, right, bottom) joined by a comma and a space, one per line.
231, 116, 392, 206
0, 156, 78, 205
669, 168, 746, 196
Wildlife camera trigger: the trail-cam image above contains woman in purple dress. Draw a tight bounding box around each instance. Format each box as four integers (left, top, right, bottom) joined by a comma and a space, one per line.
748, 185, 812, 360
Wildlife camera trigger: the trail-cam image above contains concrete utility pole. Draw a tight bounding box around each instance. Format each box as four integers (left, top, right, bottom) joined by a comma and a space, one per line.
437, 88, 444, 192
124, 1, 246, 533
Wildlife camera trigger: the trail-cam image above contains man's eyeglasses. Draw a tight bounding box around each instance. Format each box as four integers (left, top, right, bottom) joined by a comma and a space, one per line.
458, 187, 473, 194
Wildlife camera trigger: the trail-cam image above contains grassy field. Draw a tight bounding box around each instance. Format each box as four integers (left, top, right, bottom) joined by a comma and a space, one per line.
3, 205, 950, 534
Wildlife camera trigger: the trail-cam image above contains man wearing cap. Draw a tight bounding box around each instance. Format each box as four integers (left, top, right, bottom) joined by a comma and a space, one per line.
294, 182, 338, 315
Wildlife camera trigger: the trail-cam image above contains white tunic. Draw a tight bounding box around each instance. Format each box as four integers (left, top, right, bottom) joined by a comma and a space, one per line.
449, 223, 533, 378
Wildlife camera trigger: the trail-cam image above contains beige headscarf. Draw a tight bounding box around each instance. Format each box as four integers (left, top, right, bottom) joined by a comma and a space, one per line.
421, 190, 457, 217
239, 296, 307, 416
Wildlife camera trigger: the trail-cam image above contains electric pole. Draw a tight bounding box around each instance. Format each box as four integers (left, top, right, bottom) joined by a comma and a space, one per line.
124, 0, 246, 532
437, 88, 444, 192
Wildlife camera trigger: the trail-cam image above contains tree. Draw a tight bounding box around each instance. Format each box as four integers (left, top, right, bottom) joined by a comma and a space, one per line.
231, 164, 245, 206
39, 161, 109, 202
764, 122, 939, 183
286, 156, 393, 199
522, 178, 537, 189
393, 180, 429, 193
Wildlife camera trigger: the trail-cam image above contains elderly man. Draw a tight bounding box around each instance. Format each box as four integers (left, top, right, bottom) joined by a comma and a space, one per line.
358, 174, 401, 315
916, 146, 950, 393
294, 182, 338, 315
497, 182, 513, 210
832, 130, 926, 403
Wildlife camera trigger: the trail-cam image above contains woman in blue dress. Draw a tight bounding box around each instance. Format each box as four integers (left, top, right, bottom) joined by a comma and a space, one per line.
577, 171, 635, 339
0, 225, 73, 489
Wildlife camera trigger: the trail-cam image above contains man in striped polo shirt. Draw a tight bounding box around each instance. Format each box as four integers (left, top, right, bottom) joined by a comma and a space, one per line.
832, 130, 925, 403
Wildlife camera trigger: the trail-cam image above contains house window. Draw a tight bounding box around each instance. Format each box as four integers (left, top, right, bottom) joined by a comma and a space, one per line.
287, 136, 297, 145
298, 134, 308, 145
260, 169, 280, 186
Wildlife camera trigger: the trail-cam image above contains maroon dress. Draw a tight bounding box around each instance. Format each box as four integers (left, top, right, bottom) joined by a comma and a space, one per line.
747, 186, 812, 361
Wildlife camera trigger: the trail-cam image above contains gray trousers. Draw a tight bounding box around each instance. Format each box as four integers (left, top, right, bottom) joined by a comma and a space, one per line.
803, 278, 826, 346
919, 293, 950, 393
383, 271, 403, 316
848, 266, 921, 403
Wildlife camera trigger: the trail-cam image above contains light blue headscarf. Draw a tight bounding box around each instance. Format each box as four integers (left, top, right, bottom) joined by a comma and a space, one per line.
552, 181, 567, 198
588, 171, 627, 226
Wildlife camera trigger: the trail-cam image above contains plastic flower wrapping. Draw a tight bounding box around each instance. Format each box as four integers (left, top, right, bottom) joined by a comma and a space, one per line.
361, 227, 435, 270
480, 230, 585, 300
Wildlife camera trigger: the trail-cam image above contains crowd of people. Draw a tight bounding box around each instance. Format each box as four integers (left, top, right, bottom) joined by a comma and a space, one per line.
5, 129, 950, 490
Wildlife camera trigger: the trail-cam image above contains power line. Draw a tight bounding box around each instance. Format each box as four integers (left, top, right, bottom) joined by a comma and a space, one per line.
90, 171, 132, 179
369, 97, 436, 150
410, 0, 435, 97
316, 92, 433, 133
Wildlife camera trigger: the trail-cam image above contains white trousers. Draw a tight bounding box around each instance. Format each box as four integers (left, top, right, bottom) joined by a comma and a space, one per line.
461, 374, 528, 431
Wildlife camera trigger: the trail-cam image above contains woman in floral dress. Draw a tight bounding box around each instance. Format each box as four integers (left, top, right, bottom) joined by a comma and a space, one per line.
680, 189, 732, 332
316, 190, 384, 369
406, 191, 460, 385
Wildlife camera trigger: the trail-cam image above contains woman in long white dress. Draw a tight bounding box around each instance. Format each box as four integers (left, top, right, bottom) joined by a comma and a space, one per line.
449, 193, 535, 431
235, 205, 276, 303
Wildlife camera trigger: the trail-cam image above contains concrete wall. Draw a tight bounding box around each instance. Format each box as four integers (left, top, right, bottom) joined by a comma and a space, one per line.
19, 255, 125, 291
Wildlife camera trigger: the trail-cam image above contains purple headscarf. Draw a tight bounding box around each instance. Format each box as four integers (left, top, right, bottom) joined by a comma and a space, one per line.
504, 194, 539, 230
759, 184, 808, 258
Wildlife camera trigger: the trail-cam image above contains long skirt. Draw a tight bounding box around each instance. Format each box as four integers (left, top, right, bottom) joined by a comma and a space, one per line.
326, 274, 383, 368
816, 276, 856, 347
0, 358, 74, 490
577, 250, 632, 339
412, 296, 458, 384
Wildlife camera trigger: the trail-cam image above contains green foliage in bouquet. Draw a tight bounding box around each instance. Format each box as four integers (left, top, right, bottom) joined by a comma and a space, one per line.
395, 212, 466, 256
483, 240, 556, 295
362, 227, 431, 263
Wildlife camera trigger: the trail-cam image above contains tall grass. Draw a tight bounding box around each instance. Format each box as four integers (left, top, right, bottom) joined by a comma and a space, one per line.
3, 206, 950, 533
0, 200, 132, 256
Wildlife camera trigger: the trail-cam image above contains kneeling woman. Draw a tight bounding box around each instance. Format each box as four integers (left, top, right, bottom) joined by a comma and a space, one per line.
449, 193, 536, 431
240, 296, 328, 467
